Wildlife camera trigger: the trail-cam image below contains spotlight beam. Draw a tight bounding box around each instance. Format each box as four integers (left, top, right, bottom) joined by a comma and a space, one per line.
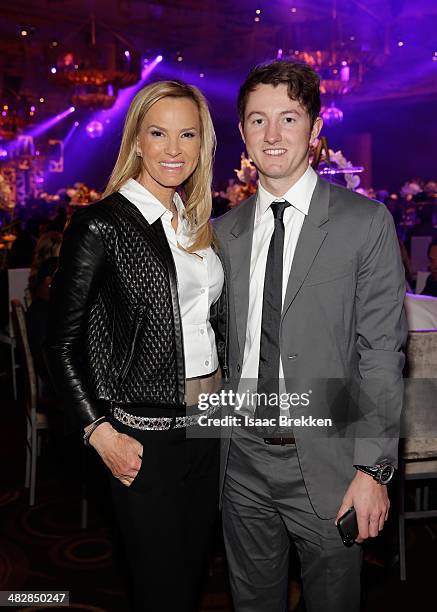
90, 54, 164, 127
64, 121, 79, 147
26, 106, 75, 139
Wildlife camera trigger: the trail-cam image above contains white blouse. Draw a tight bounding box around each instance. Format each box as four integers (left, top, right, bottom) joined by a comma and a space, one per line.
119, 178, 224, 378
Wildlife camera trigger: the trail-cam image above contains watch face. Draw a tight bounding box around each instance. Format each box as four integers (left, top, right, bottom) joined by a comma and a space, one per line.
380, 465, 394, 483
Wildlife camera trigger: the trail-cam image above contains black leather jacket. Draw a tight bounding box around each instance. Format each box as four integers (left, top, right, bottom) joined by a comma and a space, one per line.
45, 192, 228, 432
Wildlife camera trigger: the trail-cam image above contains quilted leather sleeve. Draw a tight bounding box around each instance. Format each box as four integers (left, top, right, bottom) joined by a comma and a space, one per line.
44, 208, 106, 431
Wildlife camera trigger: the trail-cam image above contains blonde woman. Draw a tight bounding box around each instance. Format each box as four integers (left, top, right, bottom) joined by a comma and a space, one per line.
45, 80, 228, 611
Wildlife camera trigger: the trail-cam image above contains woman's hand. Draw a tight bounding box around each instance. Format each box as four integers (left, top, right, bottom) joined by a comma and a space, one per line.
88, 422, 143, 486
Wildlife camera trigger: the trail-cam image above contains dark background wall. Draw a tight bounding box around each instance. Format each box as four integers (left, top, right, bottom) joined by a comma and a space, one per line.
44, 93, 435, 196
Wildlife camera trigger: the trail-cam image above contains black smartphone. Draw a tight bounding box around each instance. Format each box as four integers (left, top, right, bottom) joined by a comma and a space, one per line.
337, 506, 358, 547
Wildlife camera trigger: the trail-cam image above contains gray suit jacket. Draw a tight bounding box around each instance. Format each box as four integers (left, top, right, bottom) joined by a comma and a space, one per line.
214, 177, 408, 518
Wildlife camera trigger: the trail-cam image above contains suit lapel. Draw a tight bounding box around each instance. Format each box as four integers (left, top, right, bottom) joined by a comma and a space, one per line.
282, 178, 330, 318
227, 195, 256, 358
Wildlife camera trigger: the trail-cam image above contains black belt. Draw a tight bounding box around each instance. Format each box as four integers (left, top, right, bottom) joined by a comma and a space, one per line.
263, 437, 296, 446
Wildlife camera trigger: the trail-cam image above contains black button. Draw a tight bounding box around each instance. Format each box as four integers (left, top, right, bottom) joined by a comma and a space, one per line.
237, 364, 241, 372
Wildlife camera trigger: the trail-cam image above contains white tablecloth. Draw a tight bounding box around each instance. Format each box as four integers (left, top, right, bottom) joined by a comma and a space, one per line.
405, 292, 437, 331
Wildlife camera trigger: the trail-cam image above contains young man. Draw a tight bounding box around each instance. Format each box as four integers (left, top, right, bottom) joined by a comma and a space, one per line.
214, 61, 407, 612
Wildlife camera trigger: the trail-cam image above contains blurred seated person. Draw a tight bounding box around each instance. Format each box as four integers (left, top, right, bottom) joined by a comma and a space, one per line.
384, 193, 404, 229
26, 256, 59, 399
398, 236, 414, 291
47, 207, 67, 233
36, 216, 50, 237
7, 222, 36, 269
28, 231, 62, 299
421, 239, 437, 297
405, 193, 437, 255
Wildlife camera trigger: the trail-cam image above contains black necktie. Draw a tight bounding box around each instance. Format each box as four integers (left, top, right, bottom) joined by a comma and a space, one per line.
256, 201, 291, 433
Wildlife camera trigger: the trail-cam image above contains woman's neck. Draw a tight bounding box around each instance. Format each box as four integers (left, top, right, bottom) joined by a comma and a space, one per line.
136, 175, 176, 211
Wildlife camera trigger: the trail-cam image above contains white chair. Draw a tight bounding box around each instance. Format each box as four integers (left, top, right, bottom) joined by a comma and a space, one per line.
398, 330, 437, 580
10, 299, 48, 506
6, 268, 30, 399
11, 298, 89, 526
415, 270, 430, 295
410, 236, 432, 276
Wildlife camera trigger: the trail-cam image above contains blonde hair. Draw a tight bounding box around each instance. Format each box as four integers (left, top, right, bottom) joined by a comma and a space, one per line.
103, 80, 216, 252
28, 231, 62, 298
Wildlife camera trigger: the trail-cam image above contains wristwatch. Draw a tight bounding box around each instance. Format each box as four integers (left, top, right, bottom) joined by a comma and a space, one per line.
354, 462, 395, 485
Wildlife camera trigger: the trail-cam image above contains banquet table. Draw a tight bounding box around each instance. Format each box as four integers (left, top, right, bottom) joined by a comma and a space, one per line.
405, 292, 437, 331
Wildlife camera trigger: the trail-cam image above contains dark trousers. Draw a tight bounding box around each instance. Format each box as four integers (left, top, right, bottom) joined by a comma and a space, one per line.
223, 427, 362, 612
109, 415, 219, 612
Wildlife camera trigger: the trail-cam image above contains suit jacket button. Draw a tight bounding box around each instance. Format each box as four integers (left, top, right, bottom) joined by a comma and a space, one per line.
237, 364, 241, 372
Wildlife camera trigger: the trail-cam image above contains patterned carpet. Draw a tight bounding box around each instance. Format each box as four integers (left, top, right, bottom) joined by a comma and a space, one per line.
1, 375, 437, 611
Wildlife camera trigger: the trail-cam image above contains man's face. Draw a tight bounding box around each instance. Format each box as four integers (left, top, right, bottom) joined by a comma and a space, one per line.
239, 83, 322, 193
429, 245, 437, 279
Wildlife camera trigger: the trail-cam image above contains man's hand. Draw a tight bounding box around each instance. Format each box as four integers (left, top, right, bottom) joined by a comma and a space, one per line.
86, 422, 143, 487
335, 470, 390, 543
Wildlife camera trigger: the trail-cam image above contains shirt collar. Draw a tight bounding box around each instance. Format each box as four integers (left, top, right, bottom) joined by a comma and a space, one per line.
256, 165, 317, 223
119, 177, 186, 226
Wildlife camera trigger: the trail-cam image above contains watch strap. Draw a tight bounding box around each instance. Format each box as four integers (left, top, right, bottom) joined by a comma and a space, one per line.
354, 463, 394, 484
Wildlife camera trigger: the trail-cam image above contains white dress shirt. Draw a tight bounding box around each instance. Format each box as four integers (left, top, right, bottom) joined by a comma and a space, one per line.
240, 165, 318, 389
119, 178, 224, 378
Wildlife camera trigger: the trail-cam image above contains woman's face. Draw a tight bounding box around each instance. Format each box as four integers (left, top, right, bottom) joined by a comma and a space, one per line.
136, 96, 201, 197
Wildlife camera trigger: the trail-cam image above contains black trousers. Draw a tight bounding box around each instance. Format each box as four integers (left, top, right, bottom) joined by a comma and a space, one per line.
108, 413, 219, 612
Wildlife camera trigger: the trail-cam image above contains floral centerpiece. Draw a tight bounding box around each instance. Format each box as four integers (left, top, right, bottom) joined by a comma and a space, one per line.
400, 179, 437, 202
310, 138, 363, 190
221, 153, 257, 207
66, 182, 101, 205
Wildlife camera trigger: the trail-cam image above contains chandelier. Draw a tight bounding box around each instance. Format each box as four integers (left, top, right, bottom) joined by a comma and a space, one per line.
0, 115, 27, 141
284, 0, 386, 126
52, 16, 141, 110
0, 100, 34, 141
293, 50, 364, 97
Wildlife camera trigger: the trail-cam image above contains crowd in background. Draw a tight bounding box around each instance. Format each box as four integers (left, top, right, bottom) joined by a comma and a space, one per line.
1, 178, 437, 388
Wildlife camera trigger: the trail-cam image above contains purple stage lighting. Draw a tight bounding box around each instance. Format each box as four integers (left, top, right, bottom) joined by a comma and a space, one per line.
86, 120, 104, 139
25, 106, 76, 139
0, 147, 8, 159
64, 120, 80, 146
67, 52, 163, 172
277, 48, 283, 59
50, 66, 57, 74
96, 54, 163, 121
124, 50, 130, 58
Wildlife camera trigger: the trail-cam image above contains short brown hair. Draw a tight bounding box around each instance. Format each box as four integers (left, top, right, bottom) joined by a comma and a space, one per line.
238, 60, 321, 127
